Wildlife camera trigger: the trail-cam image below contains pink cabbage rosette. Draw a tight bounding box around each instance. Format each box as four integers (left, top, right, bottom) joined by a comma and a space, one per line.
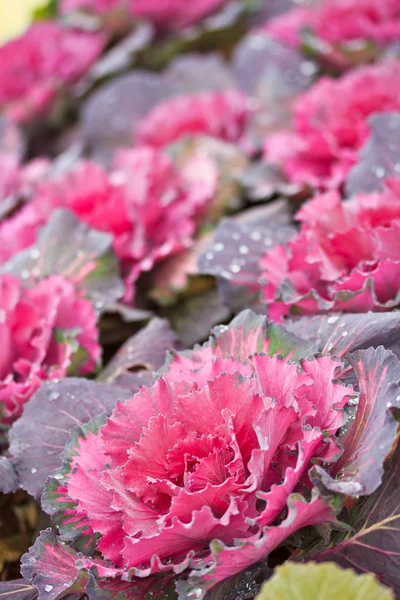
61, 0, 228, 28
38, 311, 355, 596
0, 22, 105, 123
0, 275, 100, 426
266, 0, 400, 50
136, 90, 250, 149
264, 59, 400, 189
261, 180, 400, 320
0, 146, 215, 302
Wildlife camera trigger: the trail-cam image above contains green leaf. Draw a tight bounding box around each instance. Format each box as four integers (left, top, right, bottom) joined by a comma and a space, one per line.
255, 562, 394, 600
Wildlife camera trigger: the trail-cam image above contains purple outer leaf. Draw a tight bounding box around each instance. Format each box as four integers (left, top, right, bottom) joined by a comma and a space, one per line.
166, 287, 231, 347
286, 312, 400, 361
8, 378, 131, 498
316, 443, 400, 596
233, 32, 315, 99
198, 214, 295, 310
315, 346, 400, 496
81, 23, 154, 89
82, 71, 173, 162
0, 581, 37, 600
233, 32, 316, 145
0, 581, 82, 600
346, 112, 400, 196
0, 455, 19, 493
21, 529, 88, 600
99, 317, 182, 391
1, 209, 125, 313
81, 54, 234, 163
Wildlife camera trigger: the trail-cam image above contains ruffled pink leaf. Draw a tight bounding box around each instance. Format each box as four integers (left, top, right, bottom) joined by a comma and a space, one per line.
0, 23, 105, 124
181, 489, 342, 597
136, 89, 250, 149
265, 60, 400, 189
164, 310, 317, 389
100, 377, 177, 467
123, 502, 250, 569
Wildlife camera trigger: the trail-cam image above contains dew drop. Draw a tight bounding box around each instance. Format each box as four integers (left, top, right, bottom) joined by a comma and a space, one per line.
239, 245, 249, 255
396, 395, 400, 402
342, 331, 348, 337
300, 61, 316, 76
44, 585, 53, 593
264, 237, 272, 247
232, 232, 241, 241
30, 248, 40, 259
327, 315, 339, 324
49, 392, 60, 401
21, 269, 30, 280
214, 242, 224, 252
251, 231, 262, 241
387, 401, 393, 408
249, 34, 267, 50
373, 166, 385, 179
230, 264, 241, 273
31, 467, 37, 474
188, 588, 203, 599
205, 252, 214, 260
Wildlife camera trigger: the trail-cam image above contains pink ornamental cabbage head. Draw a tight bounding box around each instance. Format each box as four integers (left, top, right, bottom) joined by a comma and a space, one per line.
136, 89, 250, 149
261, 180, 400, 320
0, 147, 215, 301
0, 22, 105, 124
264, 59, 400, 189
0, 275, 100, 425
61, 0, 228, 28
266, 0, 400, 49
42, 312, 350, 594
130, 0, 229, 29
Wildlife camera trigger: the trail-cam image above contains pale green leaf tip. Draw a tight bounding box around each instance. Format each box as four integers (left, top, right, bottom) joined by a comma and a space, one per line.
256, 562, 394, 600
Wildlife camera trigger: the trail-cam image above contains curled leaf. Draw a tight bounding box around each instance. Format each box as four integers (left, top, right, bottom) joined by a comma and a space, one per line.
315, 347, 400, 497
